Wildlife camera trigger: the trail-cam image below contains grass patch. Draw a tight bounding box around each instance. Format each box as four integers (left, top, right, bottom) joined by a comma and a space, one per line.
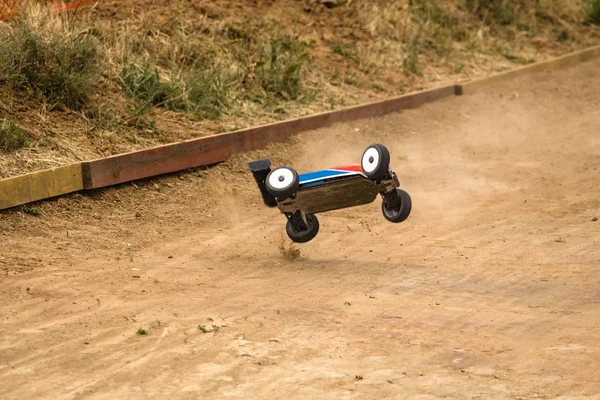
403, 25, 423, 75
114, 21, 311, 122
0, 119, 29, 152
253, 32, 311, 101
186, 67, 233, 120
106, 13, 313, 123
119, 63, 232, 121
331, 41, 360, 63
586, 0, 600, 25
136, 328, 147, 335
0, 4, 100, 110
119, 63, 177, 110
118, 63, 182, 128
22, 206, 42, 216
502, 52, 535, 64
460, 0, 516, 25
87, 103, 123, 132
343, 75, 360, 86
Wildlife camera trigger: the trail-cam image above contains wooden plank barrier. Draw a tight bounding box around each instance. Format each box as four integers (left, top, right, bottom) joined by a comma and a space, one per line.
0, 164, 83, 210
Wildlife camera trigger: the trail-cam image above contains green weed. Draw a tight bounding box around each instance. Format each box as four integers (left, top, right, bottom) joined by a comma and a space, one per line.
254, 32, 311, 101
119, 63, 180, 110
403, 25, 423, 75
0, 6, 100, 109
343, 75, 359, 86
460, 0, 516, 25
0, 119, 29, 152
331, 42, 359, 63
371, 83, 385, 92
22, 206, 42, 216
186, 67, 233, 120
586, 0, 600, 25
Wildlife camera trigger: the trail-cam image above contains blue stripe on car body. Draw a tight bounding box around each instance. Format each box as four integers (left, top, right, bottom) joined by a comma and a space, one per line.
299, 169, 360, 186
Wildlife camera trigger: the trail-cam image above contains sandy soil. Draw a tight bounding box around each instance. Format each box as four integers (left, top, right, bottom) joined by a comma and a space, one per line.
1, 59, 599, 399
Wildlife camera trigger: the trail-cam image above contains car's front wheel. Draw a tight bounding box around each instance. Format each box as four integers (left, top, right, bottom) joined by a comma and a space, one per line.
361, 143, 390, 180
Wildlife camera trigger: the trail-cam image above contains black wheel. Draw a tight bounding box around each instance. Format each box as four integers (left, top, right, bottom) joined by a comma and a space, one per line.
265, 166, 299, 201
382, 189, 412, 223
286, 212, 320, 243
361, 143, 390, 180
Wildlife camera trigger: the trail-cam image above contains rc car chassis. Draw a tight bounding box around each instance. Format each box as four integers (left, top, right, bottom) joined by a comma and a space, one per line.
248, 143, 412, 243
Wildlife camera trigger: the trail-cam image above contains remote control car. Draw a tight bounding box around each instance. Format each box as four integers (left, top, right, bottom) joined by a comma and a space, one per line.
247, 143, 411, 243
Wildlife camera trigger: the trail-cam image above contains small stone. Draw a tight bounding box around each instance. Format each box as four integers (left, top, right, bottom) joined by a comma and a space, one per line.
592, 217, 598, 222
168, 255, 173, 259
135, 212, 142, 218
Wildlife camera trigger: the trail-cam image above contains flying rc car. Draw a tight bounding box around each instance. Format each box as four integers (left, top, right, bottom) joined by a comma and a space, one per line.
247, 143, 411, 243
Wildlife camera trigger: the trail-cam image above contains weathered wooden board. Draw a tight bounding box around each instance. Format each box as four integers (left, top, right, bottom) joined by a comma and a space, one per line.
0, 164, 84, 210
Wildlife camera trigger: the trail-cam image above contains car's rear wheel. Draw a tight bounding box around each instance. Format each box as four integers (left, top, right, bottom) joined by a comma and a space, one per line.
286, 212, 320, 243
361, 144, 390, 180
265, 166, 299, 201
382, 189, 412, 223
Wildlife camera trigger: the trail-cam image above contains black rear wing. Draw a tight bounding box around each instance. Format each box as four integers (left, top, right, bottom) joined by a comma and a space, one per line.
247, 159, 277, 207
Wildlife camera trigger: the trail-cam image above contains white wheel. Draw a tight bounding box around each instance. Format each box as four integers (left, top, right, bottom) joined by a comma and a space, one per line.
360, 144, 390, 180
268, 168, 294, 190
361, 147, 381, 174
265, 167, 299, 200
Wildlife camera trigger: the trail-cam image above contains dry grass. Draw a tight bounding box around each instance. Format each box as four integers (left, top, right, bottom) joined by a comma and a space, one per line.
352, 0, 597, 82
101, 10, 314, 126
586, 0, 600, 25
0, 119, 29, 153
0, 3, 100, 110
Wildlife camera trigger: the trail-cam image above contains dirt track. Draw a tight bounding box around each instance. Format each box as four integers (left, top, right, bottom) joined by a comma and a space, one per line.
1, 59, 600, 399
